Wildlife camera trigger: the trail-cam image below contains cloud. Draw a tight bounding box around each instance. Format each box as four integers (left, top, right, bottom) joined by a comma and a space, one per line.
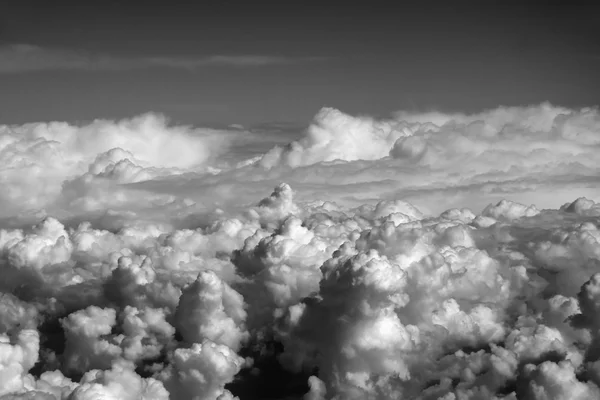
239, 102, 600, 215
0, 112, 242, 219
2, 103, 600, 399
0, 44, 322, 73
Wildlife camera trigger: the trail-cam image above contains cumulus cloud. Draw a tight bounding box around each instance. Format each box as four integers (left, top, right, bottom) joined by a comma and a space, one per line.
0, 44, 326, 73
248, 102, 600, 213
0, 112, 239, 219
175, 270, 249, 351
259, 107, 408, 168
2, 103, 600, 399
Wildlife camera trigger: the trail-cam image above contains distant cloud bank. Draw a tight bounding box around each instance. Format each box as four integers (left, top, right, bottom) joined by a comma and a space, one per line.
0, 44, 324, 73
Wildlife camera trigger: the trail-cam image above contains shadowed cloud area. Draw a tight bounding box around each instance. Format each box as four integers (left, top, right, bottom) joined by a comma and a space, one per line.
1, 104, 600, 399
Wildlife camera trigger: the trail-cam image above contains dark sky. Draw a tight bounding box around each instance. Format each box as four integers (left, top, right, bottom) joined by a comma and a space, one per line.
1, 0, 599, 127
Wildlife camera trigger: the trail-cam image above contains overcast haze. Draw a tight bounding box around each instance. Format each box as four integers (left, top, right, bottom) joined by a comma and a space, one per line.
3, 2, 600, 400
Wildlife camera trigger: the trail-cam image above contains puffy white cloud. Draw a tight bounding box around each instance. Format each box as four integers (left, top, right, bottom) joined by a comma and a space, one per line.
61, 306, 121, 373
304, 375, 327, 400
175, 271, 248, 351
482, 199, 540, 221
247, 183, 300, 229
159, 340, 244, 400
523, 360, 600, 400
0, 329, 39, 396
68, 360, 169, 400
0, 113, 237, 217
223, 103, 599, 214
2, 104, 600, 399
259, 107, 406, 168
119, 306, 175, 363
0, 294, 39, 333
269, 199, 600, 398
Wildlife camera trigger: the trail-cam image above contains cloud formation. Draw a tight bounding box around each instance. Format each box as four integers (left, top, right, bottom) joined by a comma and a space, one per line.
0, 44, 322, 73
1, 103, 600, 399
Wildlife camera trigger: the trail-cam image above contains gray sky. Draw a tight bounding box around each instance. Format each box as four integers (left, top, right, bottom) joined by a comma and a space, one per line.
1, 1, 599, 127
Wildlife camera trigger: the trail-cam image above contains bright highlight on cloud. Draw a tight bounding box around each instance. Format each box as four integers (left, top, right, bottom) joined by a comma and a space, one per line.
2, 103, 600, 399
0, 44, 324, 73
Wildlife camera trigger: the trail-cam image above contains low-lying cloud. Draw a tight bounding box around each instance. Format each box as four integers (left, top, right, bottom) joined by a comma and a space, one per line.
1, 103, 600, 399
0, 44, 322, 73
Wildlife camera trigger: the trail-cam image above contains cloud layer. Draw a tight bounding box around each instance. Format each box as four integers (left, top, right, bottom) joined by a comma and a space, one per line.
1, 103, 600, 399
0, 44, 322, 73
